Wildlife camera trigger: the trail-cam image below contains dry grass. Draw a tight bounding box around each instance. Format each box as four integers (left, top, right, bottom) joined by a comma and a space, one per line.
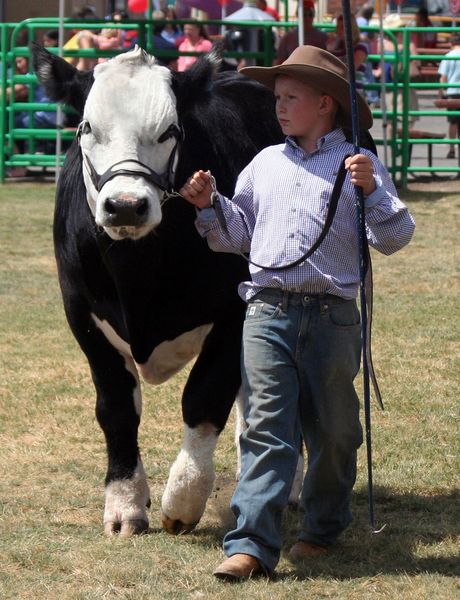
0, 182, 459, 599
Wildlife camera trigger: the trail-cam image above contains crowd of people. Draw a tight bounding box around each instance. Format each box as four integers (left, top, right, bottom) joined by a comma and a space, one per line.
5, 2, 458, 164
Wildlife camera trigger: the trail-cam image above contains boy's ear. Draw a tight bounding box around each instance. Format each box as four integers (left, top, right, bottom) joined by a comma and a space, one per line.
318, 94, 337, 116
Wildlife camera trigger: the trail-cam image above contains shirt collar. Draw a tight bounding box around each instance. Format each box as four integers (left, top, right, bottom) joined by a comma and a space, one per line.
286, 128, 346, 157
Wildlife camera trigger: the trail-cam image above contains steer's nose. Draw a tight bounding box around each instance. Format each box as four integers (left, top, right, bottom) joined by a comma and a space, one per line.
104, 197, 149, 227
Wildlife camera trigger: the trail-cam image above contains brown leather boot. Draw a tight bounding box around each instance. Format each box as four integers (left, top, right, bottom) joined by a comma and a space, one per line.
213, 553, 263, 581
288, 540, 328, 561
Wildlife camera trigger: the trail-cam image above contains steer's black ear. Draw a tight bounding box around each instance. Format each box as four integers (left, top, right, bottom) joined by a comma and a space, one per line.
30, 41, 93, 116
171, 46, 220, 116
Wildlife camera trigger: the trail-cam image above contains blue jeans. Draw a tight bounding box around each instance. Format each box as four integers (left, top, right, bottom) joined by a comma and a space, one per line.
223, 289, 363, 574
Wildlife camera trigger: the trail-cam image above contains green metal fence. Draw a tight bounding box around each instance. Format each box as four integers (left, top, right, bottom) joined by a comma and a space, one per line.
0, 17, 284, 182
1, 18, 459, 187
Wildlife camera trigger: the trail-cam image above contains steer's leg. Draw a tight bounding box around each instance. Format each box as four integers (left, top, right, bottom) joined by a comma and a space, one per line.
68, 304, 150, 537
161, 316, 242, 534
94, 351, 151, 537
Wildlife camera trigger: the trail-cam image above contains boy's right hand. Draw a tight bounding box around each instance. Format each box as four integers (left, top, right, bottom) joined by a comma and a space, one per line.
179, 170, 214, 209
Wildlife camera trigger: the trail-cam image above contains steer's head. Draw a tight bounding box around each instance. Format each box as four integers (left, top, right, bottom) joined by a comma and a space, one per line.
79, 48, 181, 240
33, 45, 181, 241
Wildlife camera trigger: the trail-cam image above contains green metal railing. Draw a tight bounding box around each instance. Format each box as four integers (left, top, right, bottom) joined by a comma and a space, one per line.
1, 18, 459, 187
0, 17, 286, 181
402, 26, 460, 187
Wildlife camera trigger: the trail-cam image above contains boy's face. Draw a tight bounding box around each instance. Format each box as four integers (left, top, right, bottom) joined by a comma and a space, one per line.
274, 76, 332, 139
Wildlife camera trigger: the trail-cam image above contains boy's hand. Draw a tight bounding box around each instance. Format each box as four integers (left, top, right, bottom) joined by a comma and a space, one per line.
179, 170, 214, 209
345, 154, 376, 197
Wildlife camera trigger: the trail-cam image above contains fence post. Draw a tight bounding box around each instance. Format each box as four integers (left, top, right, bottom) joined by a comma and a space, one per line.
0, 24, 9, 183
400, 29, 412, 189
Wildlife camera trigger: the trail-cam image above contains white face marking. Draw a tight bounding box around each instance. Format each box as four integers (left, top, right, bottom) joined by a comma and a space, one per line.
161, 423, 218, 528
79, 48, 179, 240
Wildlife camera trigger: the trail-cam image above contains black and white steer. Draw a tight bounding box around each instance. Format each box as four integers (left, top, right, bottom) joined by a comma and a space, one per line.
32, 44, 290, 536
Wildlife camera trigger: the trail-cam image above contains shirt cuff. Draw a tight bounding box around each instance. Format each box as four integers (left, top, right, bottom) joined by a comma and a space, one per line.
195, 206, 217, 222
364, 174, 385, 209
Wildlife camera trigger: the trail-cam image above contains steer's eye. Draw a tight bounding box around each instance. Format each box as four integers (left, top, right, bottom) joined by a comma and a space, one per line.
158, 124, 180, 143
77, 120, 92, 138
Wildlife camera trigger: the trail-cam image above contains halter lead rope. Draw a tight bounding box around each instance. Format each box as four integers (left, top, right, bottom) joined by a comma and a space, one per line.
208, 161, 348, 271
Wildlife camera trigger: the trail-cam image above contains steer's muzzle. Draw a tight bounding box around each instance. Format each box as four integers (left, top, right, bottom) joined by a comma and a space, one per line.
103, 196, 149, 227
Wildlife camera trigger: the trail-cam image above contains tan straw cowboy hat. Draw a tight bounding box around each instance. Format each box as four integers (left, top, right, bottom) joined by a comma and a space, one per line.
239, 45, 373, 130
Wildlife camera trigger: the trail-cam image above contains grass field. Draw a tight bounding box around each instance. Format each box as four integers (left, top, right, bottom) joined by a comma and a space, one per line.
0, 181, 459, 600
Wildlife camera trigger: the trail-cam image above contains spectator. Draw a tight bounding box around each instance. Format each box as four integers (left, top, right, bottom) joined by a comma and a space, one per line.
109, 8, 128, 24
438, 33, 460, 158
122, 28, 139, 50
94, 27, 123, 63
177, 21, 212, 72
151, 11, 178, 70
12, 56, 62, 138
414, 7, 437, 49
43, 29, 59, 48
16, 85, 58, 130
356, 3, 375, 47
327, 14, 368, 69
1, 55, 29, 103
2, 56, 30, 177
64, 5, 99, 71
160, 7, 184, 47
378, 13, 421, 130
356, 3, 374, 29
275, 0, 328, 65
256, 0, 280, 21
224, 1, 275, 68
327, 13, 376, 103
104, 9, 138, 49
107, 9, 136, 50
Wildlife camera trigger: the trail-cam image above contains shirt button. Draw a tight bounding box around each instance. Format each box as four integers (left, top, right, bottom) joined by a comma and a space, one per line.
289, 233, 294, 238
296, 182, 301, 187
291, 208, 296, 212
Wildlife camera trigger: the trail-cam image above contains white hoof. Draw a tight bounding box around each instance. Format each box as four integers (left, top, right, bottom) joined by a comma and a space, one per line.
103, 460, 150, 537
161, 424, 217, 533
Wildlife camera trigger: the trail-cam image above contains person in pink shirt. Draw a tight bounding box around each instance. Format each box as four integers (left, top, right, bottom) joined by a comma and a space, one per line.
95, 28, 123, 63
177, 21, 213, 72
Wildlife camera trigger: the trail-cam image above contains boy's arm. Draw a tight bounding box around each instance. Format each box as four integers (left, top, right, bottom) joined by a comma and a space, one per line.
179, 168, 255, 254
362, 156, 415, 255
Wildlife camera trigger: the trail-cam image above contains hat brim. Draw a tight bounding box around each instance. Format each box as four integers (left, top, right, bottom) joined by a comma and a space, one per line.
240, 63, 373, 131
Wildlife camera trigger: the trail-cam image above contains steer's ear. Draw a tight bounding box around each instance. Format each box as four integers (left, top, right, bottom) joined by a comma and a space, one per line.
172, 47, 220, 116
30, 41, 93, 116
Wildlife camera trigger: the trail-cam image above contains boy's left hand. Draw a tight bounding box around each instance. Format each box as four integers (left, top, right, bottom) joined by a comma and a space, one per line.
345, 154, 376, 197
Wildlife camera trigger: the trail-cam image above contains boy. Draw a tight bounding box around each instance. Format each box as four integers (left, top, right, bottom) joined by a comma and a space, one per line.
179, 46, 415, 581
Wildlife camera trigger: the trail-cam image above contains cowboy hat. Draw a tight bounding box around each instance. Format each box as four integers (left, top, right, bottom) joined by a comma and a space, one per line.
383, 13, 405, 28
239, 45, 373, 130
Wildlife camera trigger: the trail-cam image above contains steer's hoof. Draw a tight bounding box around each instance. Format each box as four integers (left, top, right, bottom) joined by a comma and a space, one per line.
160, 511, 198, 535
104, 518, 149, 537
